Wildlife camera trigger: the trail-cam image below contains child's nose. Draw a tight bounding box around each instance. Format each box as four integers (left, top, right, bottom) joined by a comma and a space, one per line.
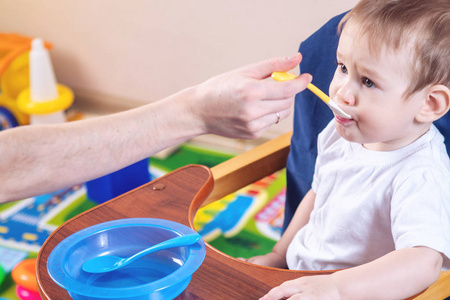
335, 85, 356, 106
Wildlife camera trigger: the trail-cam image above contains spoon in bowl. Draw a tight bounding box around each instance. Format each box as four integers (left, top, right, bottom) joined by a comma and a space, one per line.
82, 233, 202, 273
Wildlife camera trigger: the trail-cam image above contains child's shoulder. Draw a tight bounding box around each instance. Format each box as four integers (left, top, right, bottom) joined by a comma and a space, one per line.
407, 125, 450, 169
393, 125, 450, 192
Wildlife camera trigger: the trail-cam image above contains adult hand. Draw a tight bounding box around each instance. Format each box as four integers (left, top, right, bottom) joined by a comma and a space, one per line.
193, 53, 312, 139
260, 274, 341, 300
0, 54, 311, 204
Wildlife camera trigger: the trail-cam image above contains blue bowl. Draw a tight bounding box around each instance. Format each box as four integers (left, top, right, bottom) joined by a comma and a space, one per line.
47, 218, 206, 300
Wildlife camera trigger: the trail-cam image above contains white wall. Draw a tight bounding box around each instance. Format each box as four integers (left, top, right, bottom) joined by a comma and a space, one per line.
0, 1, 357, 141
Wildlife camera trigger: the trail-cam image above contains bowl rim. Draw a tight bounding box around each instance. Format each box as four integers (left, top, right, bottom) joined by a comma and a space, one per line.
47, 218, 206, 298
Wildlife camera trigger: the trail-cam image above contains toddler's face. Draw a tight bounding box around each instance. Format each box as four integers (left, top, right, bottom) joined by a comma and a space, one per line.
329, 21, 428, 151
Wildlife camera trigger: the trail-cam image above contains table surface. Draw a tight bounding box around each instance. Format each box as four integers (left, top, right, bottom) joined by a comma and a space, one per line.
37, 165, 327, 299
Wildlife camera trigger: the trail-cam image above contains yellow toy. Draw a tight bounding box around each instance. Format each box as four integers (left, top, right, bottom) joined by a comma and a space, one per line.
0, 33, 73, 128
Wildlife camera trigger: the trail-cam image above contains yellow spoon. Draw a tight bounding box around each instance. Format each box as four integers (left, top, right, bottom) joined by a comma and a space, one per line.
271, 72, 352, 119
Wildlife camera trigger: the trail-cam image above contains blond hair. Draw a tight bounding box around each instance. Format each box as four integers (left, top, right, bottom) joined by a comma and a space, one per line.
339, 0, 450, 99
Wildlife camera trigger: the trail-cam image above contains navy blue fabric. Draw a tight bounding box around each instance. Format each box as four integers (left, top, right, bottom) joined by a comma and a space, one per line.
283, 12, 450, 232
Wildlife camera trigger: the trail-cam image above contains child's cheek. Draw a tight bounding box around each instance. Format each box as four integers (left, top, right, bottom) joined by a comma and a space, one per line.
329, 77, 340, 100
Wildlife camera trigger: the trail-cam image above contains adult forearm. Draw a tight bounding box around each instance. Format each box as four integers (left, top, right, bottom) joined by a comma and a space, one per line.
0, 54, 311, 203
0, 88, 201, 203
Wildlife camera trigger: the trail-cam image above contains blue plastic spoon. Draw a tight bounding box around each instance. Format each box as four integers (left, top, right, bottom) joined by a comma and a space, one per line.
82, 233, 201, 273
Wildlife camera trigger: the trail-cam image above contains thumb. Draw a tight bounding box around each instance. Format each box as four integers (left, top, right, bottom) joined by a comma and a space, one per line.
246, 53, 303, 79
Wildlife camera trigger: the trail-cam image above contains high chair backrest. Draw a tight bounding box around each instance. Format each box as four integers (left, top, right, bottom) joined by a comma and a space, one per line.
283, 12, 450, 231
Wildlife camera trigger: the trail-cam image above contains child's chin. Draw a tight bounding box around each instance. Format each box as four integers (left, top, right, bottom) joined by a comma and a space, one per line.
335, 124, 359, 143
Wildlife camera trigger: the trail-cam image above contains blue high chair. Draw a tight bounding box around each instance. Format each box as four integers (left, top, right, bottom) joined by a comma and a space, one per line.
206, 12, 450, 300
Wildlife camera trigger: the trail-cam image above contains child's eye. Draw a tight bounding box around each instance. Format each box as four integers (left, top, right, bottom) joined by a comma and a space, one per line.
337, 63, 348, 74
335, 62, 348, 74
363, 77, 375, 88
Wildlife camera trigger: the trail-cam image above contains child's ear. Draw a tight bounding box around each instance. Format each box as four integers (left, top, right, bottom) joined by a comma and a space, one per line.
415, 85, 450, 123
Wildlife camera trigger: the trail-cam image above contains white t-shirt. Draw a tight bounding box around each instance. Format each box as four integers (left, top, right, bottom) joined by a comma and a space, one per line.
286, 121, 450, 271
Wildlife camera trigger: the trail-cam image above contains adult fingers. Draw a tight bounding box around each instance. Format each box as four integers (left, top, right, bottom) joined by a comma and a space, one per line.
248, 106, 293, 138
261, 73, 312, 100
268, 106, 292, 126
238, 97, 292, 126
267, 107, 291, 128
255, 96, 293, 115
243, 53, 304, 79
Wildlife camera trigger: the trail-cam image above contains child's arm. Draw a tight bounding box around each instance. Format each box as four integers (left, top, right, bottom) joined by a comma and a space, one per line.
244, 189, 316, 268
260, 246, 443, 300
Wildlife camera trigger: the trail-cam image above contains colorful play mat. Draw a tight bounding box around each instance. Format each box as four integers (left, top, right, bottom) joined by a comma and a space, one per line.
151, 144, 286, 258
0, 142, 285, 299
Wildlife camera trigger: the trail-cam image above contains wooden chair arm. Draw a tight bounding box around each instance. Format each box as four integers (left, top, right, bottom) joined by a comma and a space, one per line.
413, 270, 450, 300
205, 131, 292, 206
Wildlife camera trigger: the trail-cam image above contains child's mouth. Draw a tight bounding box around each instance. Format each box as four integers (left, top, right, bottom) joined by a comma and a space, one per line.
335, 114, 354, 125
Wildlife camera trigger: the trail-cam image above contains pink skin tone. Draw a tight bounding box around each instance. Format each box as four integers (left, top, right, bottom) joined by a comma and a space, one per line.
329, 22, 430, 151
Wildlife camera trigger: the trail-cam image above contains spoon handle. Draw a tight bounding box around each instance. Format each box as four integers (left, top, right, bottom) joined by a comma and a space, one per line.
123, 233, 201, 265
